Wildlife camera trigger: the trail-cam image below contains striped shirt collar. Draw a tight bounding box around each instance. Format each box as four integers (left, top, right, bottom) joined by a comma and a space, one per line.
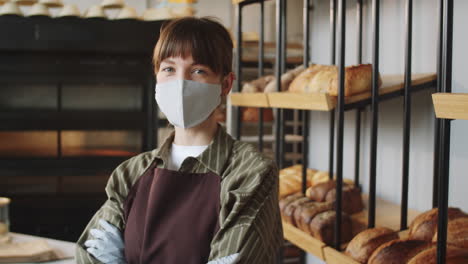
155, 124, 235, 176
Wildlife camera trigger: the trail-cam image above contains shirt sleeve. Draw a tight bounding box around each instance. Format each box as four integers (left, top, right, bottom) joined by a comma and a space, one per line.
75, 153, 154, 264
208, 160, 284, 264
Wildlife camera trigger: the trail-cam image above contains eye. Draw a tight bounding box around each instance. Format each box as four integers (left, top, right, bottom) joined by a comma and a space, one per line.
161, 67, 174, 73
192, 68, 207, 75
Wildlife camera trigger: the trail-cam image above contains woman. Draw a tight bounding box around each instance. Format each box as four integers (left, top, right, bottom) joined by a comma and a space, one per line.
75, 17, 283, 264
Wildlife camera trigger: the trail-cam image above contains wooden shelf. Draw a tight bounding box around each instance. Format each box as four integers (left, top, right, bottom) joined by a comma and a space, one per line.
282, 221, 327, 260
283, 194, 420, 262
432, 93, 468, 120
229, 73, 436, 111
352, 194, 420, 231
230, 92, 269, 107
240, 134, 303, 143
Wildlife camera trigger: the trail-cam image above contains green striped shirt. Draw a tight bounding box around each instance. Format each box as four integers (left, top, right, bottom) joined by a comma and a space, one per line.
75, 125, 283, 263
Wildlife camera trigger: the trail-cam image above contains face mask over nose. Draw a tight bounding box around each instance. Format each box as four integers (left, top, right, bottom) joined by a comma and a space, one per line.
155, 79, 222, 129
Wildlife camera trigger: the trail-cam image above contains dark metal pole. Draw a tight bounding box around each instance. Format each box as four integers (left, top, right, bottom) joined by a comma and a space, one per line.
354, 109, 362, 189
354, 0, 363, 189
302, 0, 310, 195
369, 0, 380, 229
258, 0, 265, 152
330, 0, 337, 64
334, 0, 346, 250
357, 0, 363, 64
401, 0, 413, 231
433, 0, 444, 209
437, 0, 453, 262
329, 111, 335, 180
274, 0, 283, 167
236, 4, 243, 141
329, 0, 337, 180
279, 0, 287, 169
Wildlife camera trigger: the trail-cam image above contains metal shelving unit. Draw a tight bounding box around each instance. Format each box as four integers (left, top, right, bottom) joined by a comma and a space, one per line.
230, 0, 451, 263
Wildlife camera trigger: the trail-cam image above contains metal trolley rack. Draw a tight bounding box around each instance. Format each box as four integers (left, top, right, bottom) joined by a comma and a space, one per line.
0, 16, 165, 240
230, 0, 456, 263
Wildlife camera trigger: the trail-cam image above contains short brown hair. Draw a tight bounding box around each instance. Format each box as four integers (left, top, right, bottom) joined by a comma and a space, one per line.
153, 17, 233, 77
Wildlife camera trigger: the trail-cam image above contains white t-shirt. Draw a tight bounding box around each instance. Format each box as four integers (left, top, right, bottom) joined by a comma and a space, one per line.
167, 143, 209, 171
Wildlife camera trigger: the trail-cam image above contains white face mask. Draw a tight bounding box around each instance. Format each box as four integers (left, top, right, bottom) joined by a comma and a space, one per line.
155, 79, 222, 129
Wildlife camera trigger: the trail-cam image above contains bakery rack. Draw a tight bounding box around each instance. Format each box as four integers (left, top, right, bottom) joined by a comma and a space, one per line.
231, 0, 451, 263
0, 16, 166, 241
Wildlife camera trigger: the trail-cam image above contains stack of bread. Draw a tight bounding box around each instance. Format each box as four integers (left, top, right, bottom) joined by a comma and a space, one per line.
288, 64, 382, 97
279, 179, 363, 245
240, 65, 304, 122
279, 165, 352, 198
344, 207, 468, 263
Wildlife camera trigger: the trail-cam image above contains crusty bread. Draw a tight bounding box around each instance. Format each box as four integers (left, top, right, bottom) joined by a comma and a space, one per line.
283, 197, 312, 225
294, 202, 333, 234
309, 210, 353, 245
409, 208, 466, 241
298, 202, 334, 235
368, 239, 432, 264
264, 65, 305, 93
279, 193, 303, 218
432, 217, 468, 249
241, 107, 274, 122
306, 180, 337, 202
280, 166, 318, 197
407, 244, 468, 264
345, 227, 399, 264
325, 185, 364, 215
279, 165, 317, 198
288, 64, 382, 97
290, 200, 316, 227
241, 75, 275, 93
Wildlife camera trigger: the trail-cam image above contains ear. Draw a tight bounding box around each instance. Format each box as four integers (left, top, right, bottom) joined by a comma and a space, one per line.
221, 72, 235, 96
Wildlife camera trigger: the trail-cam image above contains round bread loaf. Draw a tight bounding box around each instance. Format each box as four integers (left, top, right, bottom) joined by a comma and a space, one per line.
432, 217, 468, 249
409, 208, 466, 241
368, 239, 432, 264
407, 244, 468, 264
345, 227, 399, 263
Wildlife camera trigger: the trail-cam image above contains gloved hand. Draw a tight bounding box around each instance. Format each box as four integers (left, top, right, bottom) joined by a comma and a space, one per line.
207, 253, 240, 264
84, 219, 127, 264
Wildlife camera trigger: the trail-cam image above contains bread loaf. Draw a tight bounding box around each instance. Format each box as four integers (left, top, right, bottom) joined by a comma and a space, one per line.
290, 200, 317, 227
283, 197, 311, 225
368, 239, 432, 264
264, 65, 305, 93
279, 193, 303, 217
241, 107, 274, 122
241, 75, 275, 93
345, 227, 399, 264
288, 64, 382, 97
432, 217, 468, 249
407, 245, 468, 264
306, 180, 337, 202
309, 210, 353, 245
409, 208, 466, 241
279, 165, 317, 198
325, 185, 364, 215
297, 202, 334, 235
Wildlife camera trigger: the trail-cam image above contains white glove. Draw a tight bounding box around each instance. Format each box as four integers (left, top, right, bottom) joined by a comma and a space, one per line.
207, 253, 240, 264
84, 219, 127, 264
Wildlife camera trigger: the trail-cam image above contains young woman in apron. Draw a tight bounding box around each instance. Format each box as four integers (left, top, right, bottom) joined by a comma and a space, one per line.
75, 17, 283, 264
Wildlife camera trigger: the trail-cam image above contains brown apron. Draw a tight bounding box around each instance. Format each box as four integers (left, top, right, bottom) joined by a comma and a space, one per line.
123, 164, 221, 264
